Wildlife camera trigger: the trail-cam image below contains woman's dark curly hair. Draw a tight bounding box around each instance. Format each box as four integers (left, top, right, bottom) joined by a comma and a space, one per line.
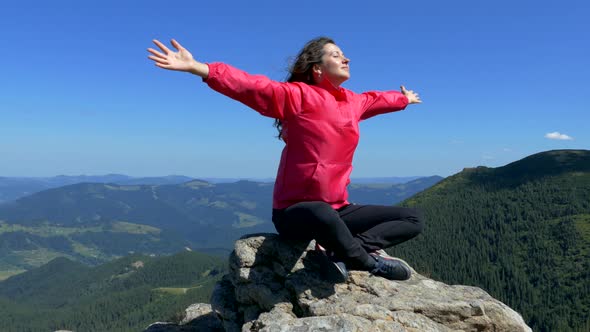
273, 37, 335, 140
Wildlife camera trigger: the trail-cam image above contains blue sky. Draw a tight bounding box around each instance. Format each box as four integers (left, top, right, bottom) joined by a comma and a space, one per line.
1, 0, 588, 179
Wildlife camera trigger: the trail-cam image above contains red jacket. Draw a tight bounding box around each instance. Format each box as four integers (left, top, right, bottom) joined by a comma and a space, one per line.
205, 63, 408, 209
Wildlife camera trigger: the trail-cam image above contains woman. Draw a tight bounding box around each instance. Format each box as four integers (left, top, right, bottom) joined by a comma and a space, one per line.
148, 37, 423, 282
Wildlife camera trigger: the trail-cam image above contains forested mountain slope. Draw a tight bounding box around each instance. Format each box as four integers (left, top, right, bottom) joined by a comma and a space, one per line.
391, 149, 590, 331
0, 250, 226, 332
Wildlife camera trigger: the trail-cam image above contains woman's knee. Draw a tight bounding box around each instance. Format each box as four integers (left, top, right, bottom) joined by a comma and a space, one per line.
407, 208, 425, 235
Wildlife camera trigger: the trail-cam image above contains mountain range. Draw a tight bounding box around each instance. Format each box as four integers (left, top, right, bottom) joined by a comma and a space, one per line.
0, 149, 587, 331
0, 175, 197, 203
0, 175, 428, 203
0, 175, 441, 280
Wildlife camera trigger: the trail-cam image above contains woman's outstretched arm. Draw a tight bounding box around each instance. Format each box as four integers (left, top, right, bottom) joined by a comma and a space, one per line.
147, 39, 302, 120
357, 85, 422, 121
148, 39, 209, 78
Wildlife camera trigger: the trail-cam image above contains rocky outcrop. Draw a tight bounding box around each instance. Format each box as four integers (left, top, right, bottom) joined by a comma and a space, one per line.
145, 303, 224, 331
146, 233, 531, 332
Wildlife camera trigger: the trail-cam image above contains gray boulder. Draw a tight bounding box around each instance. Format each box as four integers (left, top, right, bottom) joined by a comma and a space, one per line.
147, 233, 532, 332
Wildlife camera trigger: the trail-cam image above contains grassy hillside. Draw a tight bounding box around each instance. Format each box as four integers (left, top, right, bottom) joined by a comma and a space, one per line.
391, 150, 590, 332
0, 220, 189, 280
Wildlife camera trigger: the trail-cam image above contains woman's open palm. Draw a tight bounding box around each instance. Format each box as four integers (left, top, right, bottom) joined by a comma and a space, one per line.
400, 85, 422, 104
148, 39, 195, 72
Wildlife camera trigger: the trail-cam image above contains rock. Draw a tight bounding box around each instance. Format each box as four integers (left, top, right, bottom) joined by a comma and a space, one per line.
180, 303, 219, 325
146, 233, 532, 332
144, 304, 224, 332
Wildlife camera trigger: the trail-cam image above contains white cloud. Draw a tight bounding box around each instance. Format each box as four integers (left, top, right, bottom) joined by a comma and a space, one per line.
545, 132, 573, 140
482, 154, 495, 160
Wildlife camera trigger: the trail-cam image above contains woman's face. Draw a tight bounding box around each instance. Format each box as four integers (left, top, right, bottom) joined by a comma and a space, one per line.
315, 43, 350, 87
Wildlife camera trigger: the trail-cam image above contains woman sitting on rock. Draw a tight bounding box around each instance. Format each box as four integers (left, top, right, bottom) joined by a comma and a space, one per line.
147, 36, 424, 282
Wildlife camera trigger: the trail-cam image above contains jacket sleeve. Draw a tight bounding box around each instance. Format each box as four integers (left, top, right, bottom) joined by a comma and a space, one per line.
357, 90, 409, 121
204, 62, 302, 120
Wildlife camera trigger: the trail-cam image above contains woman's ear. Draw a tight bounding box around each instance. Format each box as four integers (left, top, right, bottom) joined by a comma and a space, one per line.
312, 64, 323, 83
312, 64, 322, 76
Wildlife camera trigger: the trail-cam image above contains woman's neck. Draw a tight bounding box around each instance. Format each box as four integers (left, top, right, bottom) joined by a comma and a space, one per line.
316, 77, 341, 91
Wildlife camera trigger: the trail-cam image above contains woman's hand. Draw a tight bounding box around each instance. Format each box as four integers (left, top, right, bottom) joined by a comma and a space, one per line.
147, 39, 209, 78
400, 85, 422, 104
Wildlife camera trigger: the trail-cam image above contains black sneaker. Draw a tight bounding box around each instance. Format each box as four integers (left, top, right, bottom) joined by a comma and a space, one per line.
315, 243, 348, 283
369, 253, 411, 281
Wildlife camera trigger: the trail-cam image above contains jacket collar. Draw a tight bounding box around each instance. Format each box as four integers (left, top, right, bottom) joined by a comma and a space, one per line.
315, 79, 347, 101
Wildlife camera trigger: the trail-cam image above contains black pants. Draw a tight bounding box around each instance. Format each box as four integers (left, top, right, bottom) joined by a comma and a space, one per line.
272, 201, 424, 270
